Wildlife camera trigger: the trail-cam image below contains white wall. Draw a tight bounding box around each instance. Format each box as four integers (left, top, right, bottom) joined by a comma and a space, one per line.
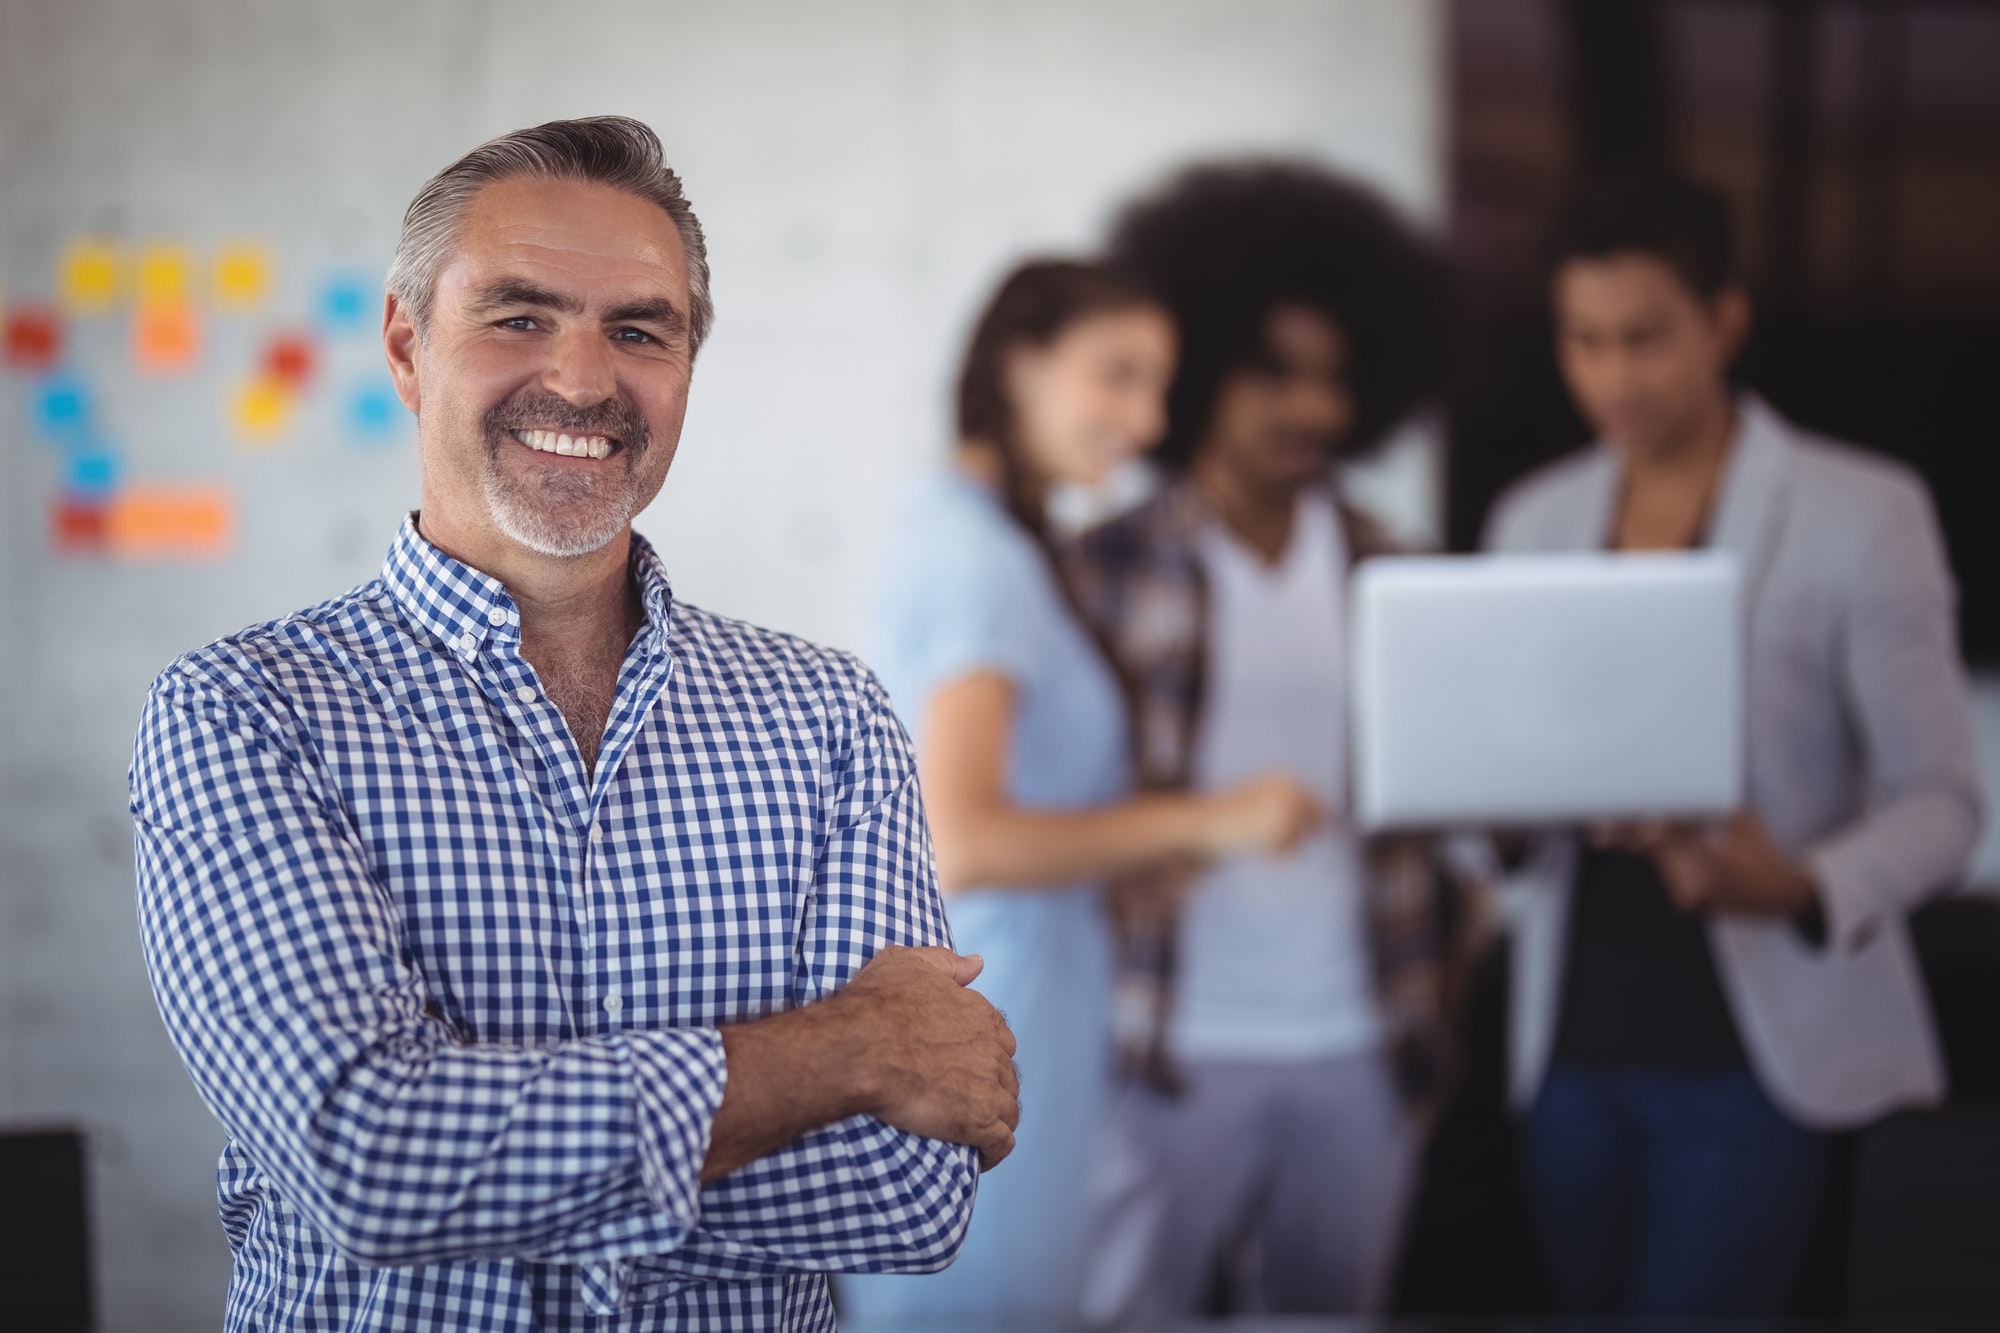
0, 0, 1444, 1320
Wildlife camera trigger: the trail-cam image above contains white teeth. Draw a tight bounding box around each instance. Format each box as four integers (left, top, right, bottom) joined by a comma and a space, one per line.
518, 428, 613, 458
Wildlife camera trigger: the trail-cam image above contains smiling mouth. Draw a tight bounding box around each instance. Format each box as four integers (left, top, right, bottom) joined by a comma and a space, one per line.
513, 428, 619, 461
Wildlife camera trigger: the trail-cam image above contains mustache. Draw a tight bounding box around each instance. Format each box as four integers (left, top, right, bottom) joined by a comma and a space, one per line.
484, 388, 651, 454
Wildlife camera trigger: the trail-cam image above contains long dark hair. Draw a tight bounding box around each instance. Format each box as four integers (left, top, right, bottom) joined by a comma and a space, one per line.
955, 258, 1160, 539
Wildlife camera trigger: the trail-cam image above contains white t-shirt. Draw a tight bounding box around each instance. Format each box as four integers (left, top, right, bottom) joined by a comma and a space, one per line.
1168, 491, 1382, 1063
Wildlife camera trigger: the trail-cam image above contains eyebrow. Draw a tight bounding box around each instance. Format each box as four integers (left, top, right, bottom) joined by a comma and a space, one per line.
467, 279, 584, 316
603, 296, 688, 337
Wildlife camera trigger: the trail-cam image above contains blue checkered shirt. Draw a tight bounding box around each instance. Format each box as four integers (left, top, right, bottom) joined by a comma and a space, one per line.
130, 517, 978, 1330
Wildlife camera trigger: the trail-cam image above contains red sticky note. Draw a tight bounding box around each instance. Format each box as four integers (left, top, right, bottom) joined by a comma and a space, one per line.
4, 303, 63, 374
52, 496, 111, 553
262, 331, 317, 389
133, 301, 202, 374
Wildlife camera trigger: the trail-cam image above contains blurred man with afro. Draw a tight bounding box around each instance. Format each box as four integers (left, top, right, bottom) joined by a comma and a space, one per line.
1067, 161, 1470, 1318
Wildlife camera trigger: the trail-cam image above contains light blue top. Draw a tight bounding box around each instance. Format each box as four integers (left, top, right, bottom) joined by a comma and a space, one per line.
841, 470, 1131, 1319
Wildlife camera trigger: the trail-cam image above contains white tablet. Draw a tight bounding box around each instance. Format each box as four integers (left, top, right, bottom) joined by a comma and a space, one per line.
1351, 552, 1743, 830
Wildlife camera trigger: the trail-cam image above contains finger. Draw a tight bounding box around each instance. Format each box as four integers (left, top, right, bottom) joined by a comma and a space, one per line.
977, 1126, 1016, 1173
1657, 850, 1709, 910
944, 952, 985, 986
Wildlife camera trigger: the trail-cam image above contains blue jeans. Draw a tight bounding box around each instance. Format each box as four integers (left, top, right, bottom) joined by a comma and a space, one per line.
1526, 1064, 1831, 1317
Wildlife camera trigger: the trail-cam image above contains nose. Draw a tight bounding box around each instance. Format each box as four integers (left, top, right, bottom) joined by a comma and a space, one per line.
1283, 374, 1352, 438
542, 324, 617, 408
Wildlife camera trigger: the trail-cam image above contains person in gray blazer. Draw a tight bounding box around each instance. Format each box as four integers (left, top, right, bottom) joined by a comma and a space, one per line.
1484, 172, 1983, 1317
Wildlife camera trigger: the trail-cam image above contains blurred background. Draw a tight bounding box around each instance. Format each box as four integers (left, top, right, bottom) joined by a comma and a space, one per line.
0, 0, 1994, 1326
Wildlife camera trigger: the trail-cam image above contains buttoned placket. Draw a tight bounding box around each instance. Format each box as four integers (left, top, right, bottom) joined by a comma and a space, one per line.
578, 628, 674, 1034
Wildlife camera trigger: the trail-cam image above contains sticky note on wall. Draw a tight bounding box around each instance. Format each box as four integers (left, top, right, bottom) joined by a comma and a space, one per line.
320, 272, 371, 333
3, 303, 63, 373
215, 242, 272, 310
136, 242, 192, 305
133, 302, 202, 374
105, 485, 233, 559
33, 374, 92, 440
232, 374, 292, 443
58, 239, 123, 312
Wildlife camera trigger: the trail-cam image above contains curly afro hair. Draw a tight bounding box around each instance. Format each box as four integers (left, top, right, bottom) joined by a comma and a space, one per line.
1108, 160, 1455, 469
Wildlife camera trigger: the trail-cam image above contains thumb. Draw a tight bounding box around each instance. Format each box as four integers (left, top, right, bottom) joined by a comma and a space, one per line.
946, 952, 985, 986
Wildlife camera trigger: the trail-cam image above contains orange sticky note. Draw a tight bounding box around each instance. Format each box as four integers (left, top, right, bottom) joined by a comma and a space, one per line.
132, 302, 202, 374
58, 239, 123, 312
215, 241, 272, 310
137, 242, 192, 305
232, 373, 293, 442
106, 485, 233, 559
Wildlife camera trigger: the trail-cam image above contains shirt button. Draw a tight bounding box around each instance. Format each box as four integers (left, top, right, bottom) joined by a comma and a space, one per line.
486, 607, 507, 627
514, 686, 536, 705
457, 632, 478, 654
603, 993, 624, 1014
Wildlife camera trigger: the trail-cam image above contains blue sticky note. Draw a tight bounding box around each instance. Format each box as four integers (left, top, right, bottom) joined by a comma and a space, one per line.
63, 445, 122, 498
320, 272, 373, 335
33, 373, 91, 441
348, 379, 404, 442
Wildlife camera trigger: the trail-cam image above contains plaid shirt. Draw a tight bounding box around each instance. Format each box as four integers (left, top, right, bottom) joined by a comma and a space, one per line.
1065, 479, 1474, 1102
130, 517, 976, 1331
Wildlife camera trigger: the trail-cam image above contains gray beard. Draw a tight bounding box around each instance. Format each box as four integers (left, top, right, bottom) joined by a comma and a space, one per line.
481, 451, 642, 558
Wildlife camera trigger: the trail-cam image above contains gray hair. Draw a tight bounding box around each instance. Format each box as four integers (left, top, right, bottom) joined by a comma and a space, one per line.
386, 116, 713, 355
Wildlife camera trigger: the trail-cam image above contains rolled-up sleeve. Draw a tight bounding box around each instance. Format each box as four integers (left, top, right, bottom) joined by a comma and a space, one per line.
613, 677, 979, 1302
132, 662, 728, 1271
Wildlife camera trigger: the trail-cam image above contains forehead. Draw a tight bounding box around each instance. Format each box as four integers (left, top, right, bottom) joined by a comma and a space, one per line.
1554, 252, 1700, 319
437, 175, 689, 308
1263, 302, 1345, 363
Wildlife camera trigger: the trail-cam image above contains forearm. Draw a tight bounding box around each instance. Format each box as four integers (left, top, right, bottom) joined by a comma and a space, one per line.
934, 792, 1208, 892
639, 1124, 980, 1288
704, 998, 876, 1181
156, 992, 726, 1268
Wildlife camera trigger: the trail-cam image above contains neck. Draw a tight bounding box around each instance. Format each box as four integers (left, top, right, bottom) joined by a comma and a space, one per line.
1624, 387, 1737, 484
1191, 452, 1302, 564
417, 505, 639, 644
955, 438, 1045, 516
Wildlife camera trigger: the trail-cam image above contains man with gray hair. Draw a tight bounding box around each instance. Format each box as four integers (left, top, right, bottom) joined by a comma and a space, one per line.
130, 117, 1016, 1331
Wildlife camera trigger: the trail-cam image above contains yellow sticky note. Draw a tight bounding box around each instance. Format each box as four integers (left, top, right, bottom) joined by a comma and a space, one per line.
214, 241, 272, 310
58, 239, 123, 312
137, 242, 192, 305
233, 374, 293, 443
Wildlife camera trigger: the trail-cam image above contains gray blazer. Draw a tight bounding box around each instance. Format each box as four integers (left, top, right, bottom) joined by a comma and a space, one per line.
1485, 395, 1983, 1128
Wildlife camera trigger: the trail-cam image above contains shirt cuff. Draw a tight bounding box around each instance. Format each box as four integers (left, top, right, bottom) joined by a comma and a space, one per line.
1807, 838, 1884, 955
623, 1027, 729, 1224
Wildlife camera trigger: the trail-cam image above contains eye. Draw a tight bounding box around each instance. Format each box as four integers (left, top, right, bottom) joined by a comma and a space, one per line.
612, 327, 656, 345
498, 316, 539, 332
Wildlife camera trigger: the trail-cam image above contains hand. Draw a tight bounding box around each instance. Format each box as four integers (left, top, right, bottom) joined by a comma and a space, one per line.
1598, 813, 1818, 916
834, 946, 1021, 1171
1106, 853, 1207, 936
1199, 773, 1324, 859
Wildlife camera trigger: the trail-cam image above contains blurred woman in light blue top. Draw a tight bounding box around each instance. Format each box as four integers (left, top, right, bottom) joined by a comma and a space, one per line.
841, 260, 1320, 1323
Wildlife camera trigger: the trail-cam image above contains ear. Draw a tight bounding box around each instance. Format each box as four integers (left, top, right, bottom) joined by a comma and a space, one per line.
383, 291, 423, 414
1711, 285, 1752, 367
